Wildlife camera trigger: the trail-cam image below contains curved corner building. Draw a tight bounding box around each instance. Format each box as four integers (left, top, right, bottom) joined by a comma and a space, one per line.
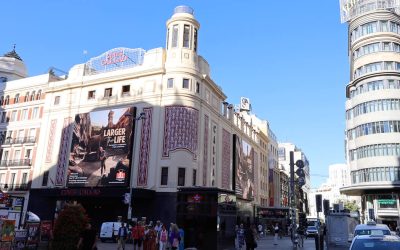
340, 0, 400, 226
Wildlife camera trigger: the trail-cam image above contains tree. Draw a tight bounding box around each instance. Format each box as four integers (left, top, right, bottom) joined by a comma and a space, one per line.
51, 204, 89, 250
344, 200, 359, 212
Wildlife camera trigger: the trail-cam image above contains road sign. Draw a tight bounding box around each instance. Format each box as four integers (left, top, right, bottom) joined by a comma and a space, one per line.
295, 160, 304, 168
295, 168, 305, 178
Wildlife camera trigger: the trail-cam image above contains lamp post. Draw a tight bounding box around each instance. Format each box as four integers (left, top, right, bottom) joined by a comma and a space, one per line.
127, 111, 146, 220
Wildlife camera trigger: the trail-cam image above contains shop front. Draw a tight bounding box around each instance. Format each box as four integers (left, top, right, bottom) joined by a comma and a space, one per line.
257, 207, 290, 235
176, 187, 236, 250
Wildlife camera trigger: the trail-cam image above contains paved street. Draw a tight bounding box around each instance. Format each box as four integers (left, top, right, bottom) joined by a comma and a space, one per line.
95, 235, 350, 250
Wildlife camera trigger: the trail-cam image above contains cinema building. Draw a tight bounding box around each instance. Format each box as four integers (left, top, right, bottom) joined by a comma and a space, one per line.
0, 6, 281, 249
340, 1, 400, 227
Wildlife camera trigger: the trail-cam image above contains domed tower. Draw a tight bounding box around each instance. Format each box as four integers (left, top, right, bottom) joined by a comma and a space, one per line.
0, 46, 28, 81
165, 6, 200, 70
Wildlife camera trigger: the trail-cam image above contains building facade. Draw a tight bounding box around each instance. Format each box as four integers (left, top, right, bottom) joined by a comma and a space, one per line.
0, 6, 284, 249
340, 0, 400, 227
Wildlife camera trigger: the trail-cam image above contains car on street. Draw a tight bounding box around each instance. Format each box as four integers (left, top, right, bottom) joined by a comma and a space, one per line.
353, 221, 391, 237
305, 226, 318, 238
349, 235, 400, 250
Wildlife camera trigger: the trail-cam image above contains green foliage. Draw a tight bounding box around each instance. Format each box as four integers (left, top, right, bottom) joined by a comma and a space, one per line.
51, 204, 89, 250
344, 200, 359, 212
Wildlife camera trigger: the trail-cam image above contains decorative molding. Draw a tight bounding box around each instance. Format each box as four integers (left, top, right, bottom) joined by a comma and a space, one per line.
162, 106, 199, 159
55, 117, 72, 186
45, 120, 57, 163
203, 115, 209, 186
221, 128, 231, 190
137, 107, 153, 187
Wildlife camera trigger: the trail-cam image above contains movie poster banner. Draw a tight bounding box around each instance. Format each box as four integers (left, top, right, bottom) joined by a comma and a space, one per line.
0, 219, 15, 242
67, 107, 135, 187
234, 135, 254, 200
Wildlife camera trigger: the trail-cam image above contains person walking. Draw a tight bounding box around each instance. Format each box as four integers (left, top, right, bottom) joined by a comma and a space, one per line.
117, 222, 128, 250
144, 225, 157, 250
154, 220, 162, 249
132, 221, 145, 250
77, 223, 97, 250
244, 224, 257, 250
236, 224, 245, 250
273, 223, 280, 245
159, 225, 168, 250
168, 224, 180, 250
257, 224, 263, 238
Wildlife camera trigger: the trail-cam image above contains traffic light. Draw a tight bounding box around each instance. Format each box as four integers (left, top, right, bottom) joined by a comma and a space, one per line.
323, 199, 330, 216
316, 194, 322, 213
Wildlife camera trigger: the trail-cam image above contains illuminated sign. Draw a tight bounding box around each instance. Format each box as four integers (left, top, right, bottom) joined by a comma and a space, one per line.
101, 50, 128, 66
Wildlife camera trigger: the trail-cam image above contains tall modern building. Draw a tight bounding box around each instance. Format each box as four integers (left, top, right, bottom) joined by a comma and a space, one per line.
340, 0, 400, 227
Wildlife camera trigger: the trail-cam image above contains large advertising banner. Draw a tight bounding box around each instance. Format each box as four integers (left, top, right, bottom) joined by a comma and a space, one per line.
234, 135, 254, 200
67, 107, 135, 187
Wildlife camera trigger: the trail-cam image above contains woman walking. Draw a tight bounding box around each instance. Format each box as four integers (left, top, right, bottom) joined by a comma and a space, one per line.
159, 225, 168, 250
169, 224, 180, 250
236, 224, 245, 250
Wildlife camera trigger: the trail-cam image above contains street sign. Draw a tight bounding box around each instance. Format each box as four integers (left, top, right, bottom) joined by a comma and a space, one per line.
295, 160, 304, 168
295, 168, 305, 178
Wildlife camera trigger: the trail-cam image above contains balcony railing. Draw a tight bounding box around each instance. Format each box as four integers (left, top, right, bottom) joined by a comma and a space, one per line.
0, 183, 30, 191
1, 137, 36, 145
0, 159, 31, 167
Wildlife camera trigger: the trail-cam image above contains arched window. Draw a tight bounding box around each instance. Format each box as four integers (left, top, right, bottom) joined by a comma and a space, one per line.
30, 91, 35, 101
0, 96, 3, 106
37, 90, 42, 100
4, 96, 9, 105
24, 92, 29, 102
14, 94, 19, 104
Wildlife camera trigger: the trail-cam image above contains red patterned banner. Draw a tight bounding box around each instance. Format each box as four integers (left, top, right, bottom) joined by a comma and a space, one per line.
137, 108, 153, 187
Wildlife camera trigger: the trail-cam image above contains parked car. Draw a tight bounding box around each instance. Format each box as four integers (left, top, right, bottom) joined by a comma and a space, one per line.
349, 235, 400, 250
306, 226, 318, 238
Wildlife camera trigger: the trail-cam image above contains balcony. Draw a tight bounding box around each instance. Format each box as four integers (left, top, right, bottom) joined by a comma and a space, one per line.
0, 159, 31, 167
1, 137, 36, 145
0, 183, 30, 191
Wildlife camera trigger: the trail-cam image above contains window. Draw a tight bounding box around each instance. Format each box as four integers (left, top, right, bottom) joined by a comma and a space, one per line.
21, 173, 28, 186
30, 91, 35, 101
32, 107, 39, 119
192, 169, 197, 186
182, 78, 189, 89
14, 94, 19, 104
25, 149, 32, 159
178, 168, 185, 186
2, 151, 8, 162
172, 25, 179, 48
167, 78, 174, 88
161, 167, 168, 186
54, 96, 60, 105
29, 128, 36, 139
37, 90, 42, 100
10, 173, 16, 189
22, 109, 27, 120
42, 171, 49, 186
24, 92, 29, 102
122, 85, 130, 96
14, 150, 21, 160
88, 90, 96, 100
183, 24, 190, 48
194, 28, 198, 52
4, 96, 9, 105
166, 28, 170, 49
196, 82, 200, 93
104, 88, 112, 98
11, 111, 17, 122
0, 96, 3, 105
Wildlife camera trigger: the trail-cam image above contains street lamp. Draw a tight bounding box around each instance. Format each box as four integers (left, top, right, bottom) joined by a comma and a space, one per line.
127, 111, 146, 220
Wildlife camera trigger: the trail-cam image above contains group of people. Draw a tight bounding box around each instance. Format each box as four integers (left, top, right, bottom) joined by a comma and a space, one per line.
117, 220, 183, 250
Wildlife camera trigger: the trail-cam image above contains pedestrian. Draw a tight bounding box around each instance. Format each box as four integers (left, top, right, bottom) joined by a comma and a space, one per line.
257, 224, 263, 238
178, 225, 184, 250
144, 224, 157, 250
236, 224, 245, 250
168, 224, 180, 250
274, 223, 279, 245
154, 220, 162, 249
244, 224, 257, 250
117, 222, 128, 250
132, 221, 145, 250
77, 223, 97, 250
159, 225, 168, 250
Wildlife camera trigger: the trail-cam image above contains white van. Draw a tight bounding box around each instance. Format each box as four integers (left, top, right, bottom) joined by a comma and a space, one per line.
100, 222, 121, 242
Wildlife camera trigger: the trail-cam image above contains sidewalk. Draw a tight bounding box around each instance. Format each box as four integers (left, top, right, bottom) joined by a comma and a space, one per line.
255, 235, 316, 249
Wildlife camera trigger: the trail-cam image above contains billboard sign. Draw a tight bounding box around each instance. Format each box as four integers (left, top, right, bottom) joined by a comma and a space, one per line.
234, 135, 254, 200
67, 107, 135, 187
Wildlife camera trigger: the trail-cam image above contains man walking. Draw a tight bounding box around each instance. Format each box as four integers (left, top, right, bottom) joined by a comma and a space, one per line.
274, 223, 280, 245
117, 222, 128, 250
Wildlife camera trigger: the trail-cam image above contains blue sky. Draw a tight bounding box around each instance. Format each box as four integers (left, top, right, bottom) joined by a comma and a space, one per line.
1, 1, 349, 188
